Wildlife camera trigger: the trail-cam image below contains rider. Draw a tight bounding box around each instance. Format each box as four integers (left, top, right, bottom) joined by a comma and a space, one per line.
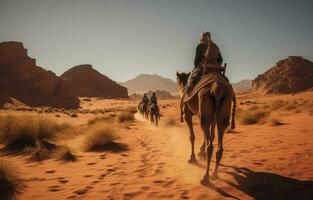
141, 93, 149, 105
185, 32, 223, 94
148, 92, 158, 107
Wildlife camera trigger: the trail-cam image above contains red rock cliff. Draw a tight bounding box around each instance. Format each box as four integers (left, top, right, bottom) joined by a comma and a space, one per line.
0, 41, 79, 108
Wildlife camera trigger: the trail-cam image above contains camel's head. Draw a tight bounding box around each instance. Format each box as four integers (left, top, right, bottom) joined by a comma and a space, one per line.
176, 72, 190, 98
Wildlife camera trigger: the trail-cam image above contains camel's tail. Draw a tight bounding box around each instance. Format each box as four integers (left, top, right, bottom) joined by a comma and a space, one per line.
231, 92, 236, 129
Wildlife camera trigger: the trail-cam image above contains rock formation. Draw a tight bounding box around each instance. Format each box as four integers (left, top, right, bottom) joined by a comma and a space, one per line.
0, 42, 79, 108
252, 56, 313, 94
60, 65, 128, 98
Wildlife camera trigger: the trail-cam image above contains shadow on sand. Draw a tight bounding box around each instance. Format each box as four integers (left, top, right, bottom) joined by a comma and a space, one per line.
220, 164, 313, 200
191, 161, 313, 199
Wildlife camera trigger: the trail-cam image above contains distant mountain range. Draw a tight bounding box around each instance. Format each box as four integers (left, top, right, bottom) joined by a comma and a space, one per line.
121, 74, 178, 95
231, 80, 252, 93
122, 73, 252, 94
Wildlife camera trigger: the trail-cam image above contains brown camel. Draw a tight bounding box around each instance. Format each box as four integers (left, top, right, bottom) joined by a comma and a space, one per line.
147, 103, 160, 126
176, 72, 236, 185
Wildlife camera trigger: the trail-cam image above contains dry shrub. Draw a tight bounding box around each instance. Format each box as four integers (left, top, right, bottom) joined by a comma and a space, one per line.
117, 110, 135, 123
239, 109, 269, 125
88, 115, 115, 125
0, 159, 24, 200
82, 123, 124, 152
0, 115, 72, 161
268, 99, 285, 111
124, 106, 137, 115
54, 145, 77, 162
269, 117, 284, 126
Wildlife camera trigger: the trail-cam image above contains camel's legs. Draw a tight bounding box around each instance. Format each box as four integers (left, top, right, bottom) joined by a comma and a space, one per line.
199, 94, 214, 185
199, 131, 206, 158
212, 97, 231, 179
212, 122, 225, 179
184, 109, 196, 163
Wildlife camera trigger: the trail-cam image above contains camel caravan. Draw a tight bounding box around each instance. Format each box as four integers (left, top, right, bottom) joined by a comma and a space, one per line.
137, 92, 160, 126
176, 32, 236, 185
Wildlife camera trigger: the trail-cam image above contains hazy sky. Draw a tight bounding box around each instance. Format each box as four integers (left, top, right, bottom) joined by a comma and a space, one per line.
1, 0, 313, 82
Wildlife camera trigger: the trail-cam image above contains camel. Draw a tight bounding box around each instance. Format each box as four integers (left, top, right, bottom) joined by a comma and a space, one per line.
138, 102, 148, 119
176, 72, 236, 185
147, 103, 160, 126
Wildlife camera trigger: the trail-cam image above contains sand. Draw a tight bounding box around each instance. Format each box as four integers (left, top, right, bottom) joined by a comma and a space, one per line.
1, 91, 313, 200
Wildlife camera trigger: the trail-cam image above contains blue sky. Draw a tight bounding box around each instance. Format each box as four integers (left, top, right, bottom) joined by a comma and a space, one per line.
1, 0, 312, 82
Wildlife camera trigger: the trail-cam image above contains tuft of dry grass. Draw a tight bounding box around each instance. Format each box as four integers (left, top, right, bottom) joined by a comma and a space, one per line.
239, 109, 269, 125
0, 115, 73, 161
0, 159, 24, 200
82, 123, 121, 152
54, 146, 77, 162
269, 117, 284, 126
88, 115, 115, 125
116, 110, 135, 123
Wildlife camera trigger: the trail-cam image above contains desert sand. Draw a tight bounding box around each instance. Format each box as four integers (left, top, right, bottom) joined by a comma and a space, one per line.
1, 90, 313, 200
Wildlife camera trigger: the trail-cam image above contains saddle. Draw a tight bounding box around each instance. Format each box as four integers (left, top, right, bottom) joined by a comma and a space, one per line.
182, 70, 230, 103
180, 70, 234, 122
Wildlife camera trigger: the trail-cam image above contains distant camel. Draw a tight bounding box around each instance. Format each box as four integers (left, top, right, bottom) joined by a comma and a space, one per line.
147, 103, 160, 126
176, 72, 236, 185
138, 102, 148, 119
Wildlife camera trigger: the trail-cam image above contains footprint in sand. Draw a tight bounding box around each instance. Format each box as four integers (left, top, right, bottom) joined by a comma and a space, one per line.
98, 173, 107, 179
180, 190, 189, 199
86, 162, 97, 166
48, 185, 62, 192
123, 191, 143, 200
58, 179, 69, 184
73, 188, 88, 195
153, 179, 164, 184
66, 195, 77, 199
252, 162, 263, 166
46, 170, 55, 174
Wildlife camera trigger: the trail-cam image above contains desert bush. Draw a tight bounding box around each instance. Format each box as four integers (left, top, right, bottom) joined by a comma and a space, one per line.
269, 117, 283, 126
239, 109, 269, 125
0, 115, 70, 152
0, 159, 24, 200
88, 115, 115, 125
27, 141, 56, 161
82, 123, 120, 152
116, 110, 135, 123
54, 145, 77, 162
124, 106, 137, 115
268, 99, 285, 111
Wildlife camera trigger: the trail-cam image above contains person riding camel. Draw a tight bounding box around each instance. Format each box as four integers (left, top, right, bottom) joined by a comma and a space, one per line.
148, 92, 158, 107
141, 93, 149, 105
185, 32, 224, 94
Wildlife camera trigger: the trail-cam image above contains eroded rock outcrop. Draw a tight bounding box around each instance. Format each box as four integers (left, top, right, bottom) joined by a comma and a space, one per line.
0, 42, 79, 108
252, 56, 313, 94
60, 65, 128, 98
